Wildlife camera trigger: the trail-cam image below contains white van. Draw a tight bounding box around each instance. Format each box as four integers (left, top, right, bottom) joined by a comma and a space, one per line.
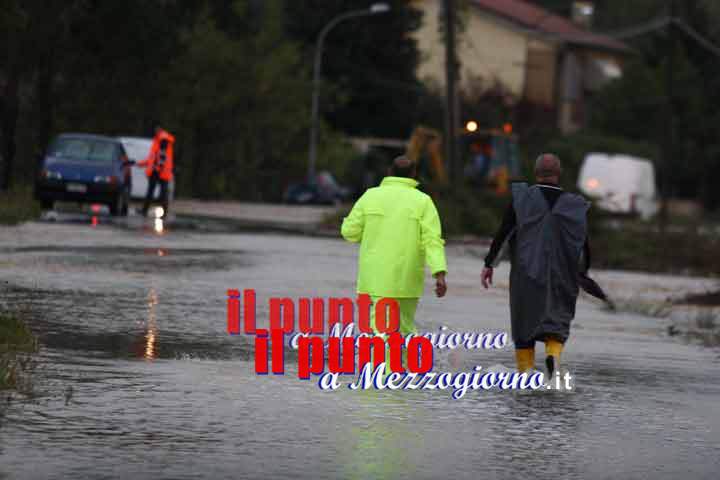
117, 136, 175, 201
577, 153, 659, 220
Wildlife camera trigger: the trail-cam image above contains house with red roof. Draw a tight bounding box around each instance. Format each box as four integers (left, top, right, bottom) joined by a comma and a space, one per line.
411, 0, 631, 133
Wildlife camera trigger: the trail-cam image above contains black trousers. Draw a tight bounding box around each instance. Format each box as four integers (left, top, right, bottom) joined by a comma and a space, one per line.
142, 171, 169, 216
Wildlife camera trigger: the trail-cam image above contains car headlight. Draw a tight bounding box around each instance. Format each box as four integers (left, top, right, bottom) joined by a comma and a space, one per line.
43, 170, 62, 180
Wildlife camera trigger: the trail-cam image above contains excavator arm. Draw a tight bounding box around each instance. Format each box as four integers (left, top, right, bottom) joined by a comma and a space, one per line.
405, 126, 448, 185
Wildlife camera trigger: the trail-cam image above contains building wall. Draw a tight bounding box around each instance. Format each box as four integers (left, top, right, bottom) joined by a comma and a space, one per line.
557, 47, 625, 133
524, 39, 558, 107
412, 0, 529, 97
411, 0, 624, 134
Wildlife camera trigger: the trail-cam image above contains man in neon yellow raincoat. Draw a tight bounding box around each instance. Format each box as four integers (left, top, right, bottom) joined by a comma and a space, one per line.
341, 156, 448, 343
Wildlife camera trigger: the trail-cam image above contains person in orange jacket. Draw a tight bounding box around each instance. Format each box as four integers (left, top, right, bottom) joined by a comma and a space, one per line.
138, 126, 175, 218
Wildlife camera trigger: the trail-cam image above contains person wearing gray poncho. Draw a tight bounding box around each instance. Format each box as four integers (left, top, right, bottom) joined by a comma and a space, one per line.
482, 154, 590, 376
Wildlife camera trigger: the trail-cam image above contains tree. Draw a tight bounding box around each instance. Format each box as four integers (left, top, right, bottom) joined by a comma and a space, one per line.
0, 0, 190, 189
162, 0, 311, 200
284, 0, 423, 139
531, 0, 720, 209
0, 0, 316, 200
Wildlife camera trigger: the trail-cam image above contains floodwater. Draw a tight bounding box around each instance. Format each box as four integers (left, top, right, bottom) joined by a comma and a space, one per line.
1, 217, 719, 479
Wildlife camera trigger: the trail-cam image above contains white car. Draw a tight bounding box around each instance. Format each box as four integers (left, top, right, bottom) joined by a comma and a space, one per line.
117, 136, 175, 201
578, 152, 659, 220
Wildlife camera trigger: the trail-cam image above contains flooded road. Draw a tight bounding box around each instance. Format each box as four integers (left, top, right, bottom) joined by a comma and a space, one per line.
1, 220, 719, 479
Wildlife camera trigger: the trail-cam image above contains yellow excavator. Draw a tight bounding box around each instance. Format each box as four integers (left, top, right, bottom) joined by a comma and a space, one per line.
405, 125, 519, 195
405, 126, 448, 186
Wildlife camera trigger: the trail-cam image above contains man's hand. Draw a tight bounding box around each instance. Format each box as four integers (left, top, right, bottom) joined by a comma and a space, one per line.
434, 271, 447, 298
481, 267, 494, 289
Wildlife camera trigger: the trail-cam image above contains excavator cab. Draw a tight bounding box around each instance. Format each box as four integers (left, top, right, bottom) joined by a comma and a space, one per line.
405, 125, 520, 195
461, 130, 519, 195
350, 125, 520, 198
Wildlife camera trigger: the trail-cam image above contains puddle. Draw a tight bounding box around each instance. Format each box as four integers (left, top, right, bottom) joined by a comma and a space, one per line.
6, 246, 245, 256
1, 228, 719, 479
1, 245, 249, 274
2, 285, 252, 361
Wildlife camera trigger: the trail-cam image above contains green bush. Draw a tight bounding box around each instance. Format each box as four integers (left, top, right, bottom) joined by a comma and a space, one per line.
591, 224, 720, 276
321, 206, 351, 229
1, 313, 38, 390
0, 185, 41, 225
323, 185, 507, 238
433, 185, 505, 237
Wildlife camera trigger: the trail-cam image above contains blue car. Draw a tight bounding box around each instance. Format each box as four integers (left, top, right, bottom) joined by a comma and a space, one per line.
35, 133, 133, 216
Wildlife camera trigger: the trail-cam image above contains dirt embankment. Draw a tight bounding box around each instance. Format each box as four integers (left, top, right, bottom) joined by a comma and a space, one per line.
675, 290, 720, 306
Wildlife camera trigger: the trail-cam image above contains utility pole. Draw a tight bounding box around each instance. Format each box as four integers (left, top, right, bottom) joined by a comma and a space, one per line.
660, 0, 676, 228
443, 0, 460, 187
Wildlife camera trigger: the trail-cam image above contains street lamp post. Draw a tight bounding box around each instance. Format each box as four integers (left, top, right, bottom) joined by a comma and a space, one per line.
307, 3, 391, 182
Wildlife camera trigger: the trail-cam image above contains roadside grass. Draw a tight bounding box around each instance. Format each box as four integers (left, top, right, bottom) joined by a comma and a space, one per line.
321, 206, 350, 230
590, 216, 720, 277
326, 191, 720, 277
0, 185, 41, 225
0, 312, 38, 390
321, 186, 504, 238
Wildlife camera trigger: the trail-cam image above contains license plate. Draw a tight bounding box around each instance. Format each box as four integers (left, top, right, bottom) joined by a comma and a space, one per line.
66, 183, 87, 193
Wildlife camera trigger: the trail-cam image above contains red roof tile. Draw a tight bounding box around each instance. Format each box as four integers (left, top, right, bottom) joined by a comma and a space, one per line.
471, 0, 630, 52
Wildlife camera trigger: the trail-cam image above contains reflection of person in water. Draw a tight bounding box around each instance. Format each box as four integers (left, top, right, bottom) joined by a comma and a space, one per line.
342, 392, 423, 479
132, 287, 158, 360
487, 392, 584, 477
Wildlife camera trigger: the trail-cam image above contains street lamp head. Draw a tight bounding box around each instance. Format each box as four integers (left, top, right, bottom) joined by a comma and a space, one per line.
370, 3, 391, 14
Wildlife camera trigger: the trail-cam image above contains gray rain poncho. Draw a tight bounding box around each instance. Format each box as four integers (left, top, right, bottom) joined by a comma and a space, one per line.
508, 183, 590, 346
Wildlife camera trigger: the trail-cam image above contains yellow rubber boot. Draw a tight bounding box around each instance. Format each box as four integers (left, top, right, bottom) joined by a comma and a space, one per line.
515, 347, 535, 373
545, 338, 563, 359
544, 338, 563, 376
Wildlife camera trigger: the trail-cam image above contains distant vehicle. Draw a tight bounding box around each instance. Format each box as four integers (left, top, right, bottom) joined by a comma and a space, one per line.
117, 136, 175, 201
35, 133, 133, 216
578, 153, 659, 220
284, 171, 350, 205
405, 125, 520, 195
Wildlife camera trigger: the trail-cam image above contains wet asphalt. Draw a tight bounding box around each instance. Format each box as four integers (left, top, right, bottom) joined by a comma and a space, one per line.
0, 212, 718, 479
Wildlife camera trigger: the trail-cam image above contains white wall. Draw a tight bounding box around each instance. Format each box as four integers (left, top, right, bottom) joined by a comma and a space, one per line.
412, 0, 530, 97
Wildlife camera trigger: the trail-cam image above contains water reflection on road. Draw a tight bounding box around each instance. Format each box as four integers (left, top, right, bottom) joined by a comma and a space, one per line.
0, 220, 718, 479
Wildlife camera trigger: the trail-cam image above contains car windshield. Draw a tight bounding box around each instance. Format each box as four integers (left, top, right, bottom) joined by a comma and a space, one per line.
48, 138, 115, 164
